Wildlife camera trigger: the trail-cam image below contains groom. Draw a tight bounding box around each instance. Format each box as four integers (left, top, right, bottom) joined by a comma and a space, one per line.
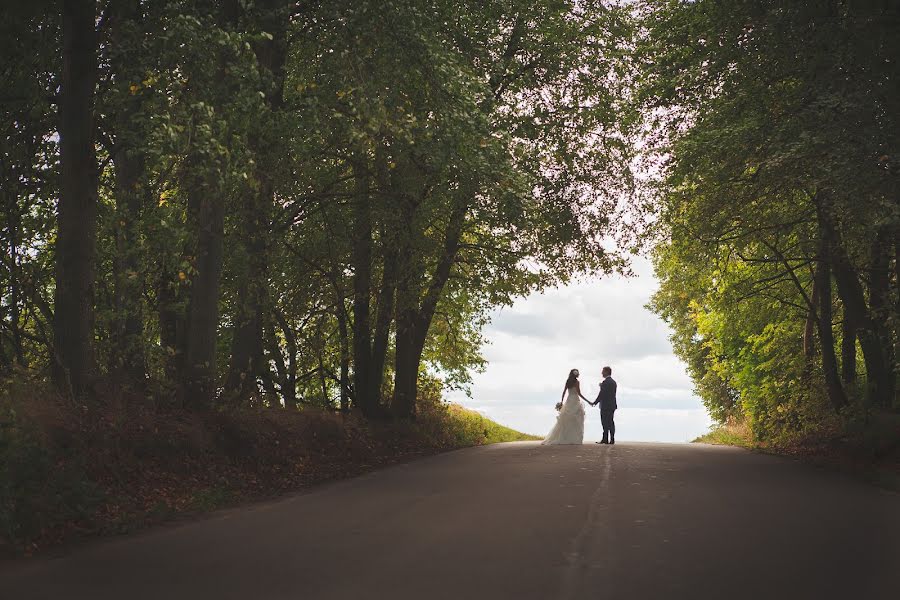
592, 366, 617, 444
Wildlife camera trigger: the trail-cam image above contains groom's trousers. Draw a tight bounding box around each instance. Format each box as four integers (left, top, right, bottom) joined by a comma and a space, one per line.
601, 409, 616, 439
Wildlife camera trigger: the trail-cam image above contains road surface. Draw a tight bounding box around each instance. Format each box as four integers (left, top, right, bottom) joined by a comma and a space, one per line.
2, 442, 898, 599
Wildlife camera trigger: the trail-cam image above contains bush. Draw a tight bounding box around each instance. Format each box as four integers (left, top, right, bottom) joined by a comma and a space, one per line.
692, 418, 752, 448
0, 386, 99, 553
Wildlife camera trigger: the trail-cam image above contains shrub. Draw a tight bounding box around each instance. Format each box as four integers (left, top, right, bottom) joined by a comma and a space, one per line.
0, 386, 99, 552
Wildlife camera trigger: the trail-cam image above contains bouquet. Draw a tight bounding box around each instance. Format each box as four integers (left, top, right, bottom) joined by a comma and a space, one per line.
555, 401, 563, 412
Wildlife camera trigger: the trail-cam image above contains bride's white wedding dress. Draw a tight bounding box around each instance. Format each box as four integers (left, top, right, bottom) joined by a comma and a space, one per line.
542, 385, 585, 445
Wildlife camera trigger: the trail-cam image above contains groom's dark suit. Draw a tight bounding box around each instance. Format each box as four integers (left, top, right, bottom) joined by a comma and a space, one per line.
596, 376, 617, 443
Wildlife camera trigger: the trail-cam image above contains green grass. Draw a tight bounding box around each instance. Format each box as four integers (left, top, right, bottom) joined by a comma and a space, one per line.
443, 404, 541, 445
693, 421, 753, 448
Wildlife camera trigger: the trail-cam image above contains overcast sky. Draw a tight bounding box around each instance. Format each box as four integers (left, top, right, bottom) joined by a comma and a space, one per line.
447, 257, 713, 443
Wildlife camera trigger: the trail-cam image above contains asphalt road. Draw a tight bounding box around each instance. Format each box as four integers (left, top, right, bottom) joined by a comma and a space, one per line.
2, 442, 898, 599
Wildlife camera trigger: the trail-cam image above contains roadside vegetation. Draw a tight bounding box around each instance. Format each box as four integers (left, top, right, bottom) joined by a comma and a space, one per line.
693, 421, 753, 449
0, 375, 535, 557
638, 2, 899, 469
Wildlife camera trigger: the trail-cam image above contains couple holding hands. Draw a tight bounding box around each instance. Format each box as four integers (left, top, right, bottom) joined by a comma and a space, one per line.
542, 366, 617, 446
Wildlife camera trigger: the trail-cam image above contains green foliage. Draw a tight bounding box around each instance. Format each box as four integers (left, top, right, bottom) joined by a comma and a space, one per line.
0, 387, 99, 551
3, 1, 634, 413
638, 0, 899, 443
416, 380, 540, 445
692, 421, 752, 448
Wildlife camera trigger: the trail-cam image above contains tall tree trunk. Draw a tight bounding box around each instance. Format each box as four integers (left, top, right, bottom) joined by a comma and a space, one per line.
157, 270, 183, 388
111, 152, 146, 382
391, 197, 468, 419
54, 0, 98, 396
868, 228, 895, 406
814, 246, 847, 411
183, 179, 225, 410
107, 0, 147, 385
223, 190, 268, 405
223, 0, 289, 405
391, 311, 418, 419
358, 149, 403, 416
369, 242, 398, 407
390, 192, 425, 420
337, 305, 350, 411
822, 202, 893, 408
350, 152, 375, 416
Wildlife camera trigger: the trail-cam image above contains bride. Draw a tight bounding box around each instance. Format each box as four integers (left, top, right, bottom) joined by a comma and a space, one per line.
542, 369, 590, 445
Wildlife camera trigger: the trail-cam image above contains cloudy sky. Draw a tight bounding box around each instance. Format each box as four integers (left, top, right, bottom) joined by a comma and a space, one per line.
447, 257, 713, 443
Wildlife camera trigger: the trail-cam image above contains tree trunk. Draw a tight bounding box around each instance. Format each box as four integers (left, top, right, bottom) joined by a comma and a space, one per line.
271, 307, 297, 408
369, 242, 398, 407
112, 152, 146, 383
392, 325, 418, 419
105, 0, 147, 385
223, 187, 268, 405
391, 197, 468, 419
409, 199, 467, 356
867, 228, 895, 407
183, 182, 225, 410
390, 193, 425, 420
822, 204, 893, 408
54, 0, 98, 396
357, 149, 403, 416
803, 266, 819, 361
840, 313, 857, 385
157, 266, 186, 391
350, 152, 375, 416
337, 301, 351, 411
814, 246, 847, 411
223, 0, 289, 405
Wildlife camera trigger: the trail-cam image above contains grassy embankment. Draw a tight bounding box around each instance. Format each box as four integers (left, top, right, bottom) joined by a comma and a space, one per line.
0, 378, 538, 557
692, 420, 754, 448
694, 414, 900, 490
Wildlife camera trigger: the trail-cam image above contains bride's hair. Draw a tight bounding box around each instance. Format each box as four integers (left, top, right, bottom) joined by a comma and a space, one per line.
565, 369, 579, 389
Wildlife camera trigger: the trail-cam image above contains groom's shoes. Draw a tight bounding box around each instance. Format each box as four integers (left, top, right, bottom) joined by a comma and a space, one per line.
597, 437, 609, 444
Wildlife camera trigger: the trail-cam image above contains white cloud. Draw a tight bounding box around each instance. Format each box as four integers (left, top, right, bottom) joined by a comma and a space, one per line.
448, 257, 712, 443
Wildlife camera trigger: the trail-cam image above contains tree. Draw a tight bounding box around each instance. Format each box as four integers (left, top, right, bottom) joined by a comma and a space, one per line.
223, 0, 293, 406
4, 0, 632, 423
54, 0, 99, 396
638, 0, 899, 439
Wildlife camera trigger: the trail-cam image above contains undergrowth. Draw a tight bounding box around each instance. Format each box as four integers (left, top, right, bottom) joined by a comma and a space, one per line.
694, 411, 900, 490
692, 419, 753, 448
0, 375, 535, 557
